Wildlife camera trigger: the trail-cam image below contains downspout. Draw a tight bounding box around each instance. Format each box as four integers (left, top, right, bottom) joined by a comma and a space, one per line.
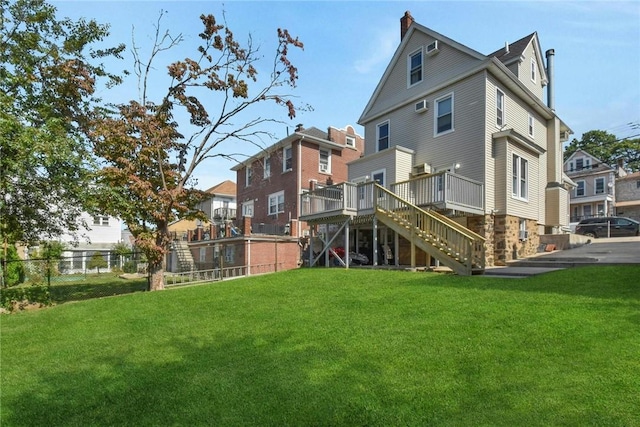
297, 135, 304, 238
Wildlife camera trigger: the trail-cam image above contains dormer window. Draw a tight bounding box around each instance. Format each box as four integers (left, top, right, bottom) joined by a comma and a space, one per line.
576, 158, 584, 170
408, 49, 422, 86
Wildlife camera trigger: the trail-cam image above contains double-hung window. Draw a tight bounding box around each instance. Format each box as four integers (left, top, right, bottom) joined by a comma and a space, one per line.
576, 180, 585, 197
512, 154, 528, 200
435, 93, 453, 135
93, 215, 109, 226
242, 201, 254, 218
283, 146, 292, 172
268, 191, 285, 215
377, 121, 389, 151
530, 58, 536, 82
528, 114, 534, 137
245, 166, 252, 187
319, 149, 330, 173
408, 49, 423, 86
496, 89, 505, 128
595, 177, 605, 194
263, 156, 271, 178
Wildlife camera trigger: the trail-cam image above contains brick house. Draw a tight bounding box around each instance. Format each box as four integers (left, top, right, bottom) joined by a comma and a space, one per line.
231, 124, 364, 238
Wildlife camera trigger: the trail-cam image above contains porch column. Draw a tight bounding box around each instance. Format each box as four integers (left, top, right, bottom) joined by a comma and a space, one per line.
373, 216, 378, 266
394, 231, 400, 267
345, 221, 350, 269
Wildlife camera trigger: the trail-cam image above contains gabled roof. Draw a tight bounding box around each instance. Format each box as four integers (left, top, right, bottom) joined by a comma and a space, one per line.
359, 22, 485, 123
618, 171, 640, 181
204, 179, 236, 197
359, 19, 556, 126
564, 149, 613, 169
489, 32, 548, 86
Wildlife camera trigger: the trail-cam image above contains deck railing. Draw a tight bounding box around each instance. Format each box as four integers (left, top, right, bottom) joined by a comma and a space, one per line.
391, 172, 484, 214
300, 172, 484, 219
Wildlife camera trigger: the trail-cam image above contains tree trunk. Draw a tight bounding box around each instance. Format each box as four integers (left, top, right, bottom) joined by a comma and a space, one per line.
148, 260, 165, 291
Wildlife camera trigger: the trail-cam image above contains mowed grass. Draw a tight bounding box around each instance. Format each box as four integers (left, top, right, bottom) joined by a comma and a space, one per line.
2, 266, 639, 426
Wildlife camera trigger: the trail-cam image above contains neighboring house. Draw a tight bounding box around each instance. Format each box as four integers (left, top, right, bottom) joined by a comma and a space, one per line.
232, 124, 364, 238
300, 12, 573, 271
564, 149, 617, 223
198, 180, 237, 226
33, 212, 125, 274
615, 171, 640, 222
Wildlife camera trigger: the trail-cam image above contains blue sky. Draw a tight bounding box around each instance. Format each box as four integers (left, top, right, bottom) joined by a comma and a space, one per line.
52, 1, 640, 190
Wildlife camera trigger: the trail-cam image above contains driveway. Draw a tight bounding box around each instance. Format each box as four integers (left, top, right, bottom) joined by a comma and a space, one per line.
484, 235, 640, 277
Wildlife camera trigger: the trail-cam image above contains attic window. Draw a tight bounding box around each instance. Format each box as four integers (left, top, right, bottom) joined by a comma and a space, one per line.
346, 136, 356, 148
408, 49, 422, 86
530, 57, 536, 83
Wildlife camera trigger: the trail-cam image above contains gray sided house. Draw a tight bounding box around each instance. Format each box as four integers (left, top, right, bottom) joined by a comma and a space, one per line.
564, 149, 618, 223
300, 12, 573, 272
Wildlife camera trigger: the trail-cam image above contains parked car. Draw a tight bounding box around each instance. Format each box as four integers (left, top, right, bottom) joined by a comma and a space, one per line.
574, 216, 640, 238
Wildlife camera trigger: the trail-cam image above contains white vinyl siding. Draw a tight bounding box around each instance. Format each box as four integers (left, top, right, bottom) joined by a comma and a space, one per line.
364, 32, 484, 120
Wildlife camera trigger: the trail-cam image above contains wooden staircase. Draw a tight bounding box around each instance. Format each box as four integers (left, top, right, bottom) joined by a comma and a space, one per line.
374, 185, 485, 276
174, 240, 196, 272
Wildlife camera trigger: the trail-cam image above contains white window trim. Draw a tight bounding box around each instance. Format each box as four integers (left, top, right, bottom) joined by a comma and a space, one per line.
283, 145, 292, 172
407, 47, 423, 87
530, 57, 537, 83
576, 180, 585, 197
268, 190, 285, 216
245, 166, 252, 187
263, 155, 271, 179
434, 92, 454, 137
512, 153, 528, 201
528, 114, 535, 138
242, 200, 254, 218
345, 136, 356, 148
371, 168, 386, 188
319, 149, 331, 174
594, 177, 605, 195
377, 121, 390, 152
496, 89, 505, 128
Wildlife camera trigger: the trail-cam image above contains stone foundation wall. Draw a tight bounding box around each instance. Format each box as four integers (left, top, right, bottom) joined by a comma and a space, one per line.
467, 214, 495, 267
492, 215, 539, 265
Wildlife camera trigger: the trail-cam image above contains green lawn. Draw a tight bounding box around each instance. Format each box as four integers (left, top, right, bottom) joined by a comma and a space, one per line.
2, 267, 639, 426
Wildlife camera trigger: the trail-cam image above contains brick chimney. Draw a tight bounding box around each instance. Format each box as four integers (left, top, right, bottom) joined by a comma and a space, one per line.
295, 123, 304, 132
400, 11, 414, 40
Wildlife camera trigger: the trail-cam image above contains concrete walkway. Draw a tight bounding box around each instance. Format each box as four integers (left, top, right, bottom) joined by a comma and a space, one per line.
483, 236, 640, 278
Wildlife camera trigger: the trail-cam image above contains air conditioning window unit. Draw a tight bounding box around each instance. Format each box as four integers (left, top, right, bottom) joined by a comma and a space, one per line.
319, 164, 328, 172
412, 163, 431, 176
414, 100, 428, 113
519, 230, 529, 241
426, 40, 439, 55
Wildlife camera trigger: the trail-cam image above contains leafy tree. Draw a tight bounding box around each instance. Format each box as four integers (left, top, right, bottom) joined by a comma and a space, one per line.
564, 130, 640, 172
90, 12, 304, 290
1, 244, 25, 287
0, 0, 124, 246
88, 252, 108, 274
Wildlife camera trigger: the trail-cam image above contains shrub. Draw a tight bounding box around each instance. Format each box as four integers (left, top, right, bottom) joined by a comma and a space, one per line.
1, 245, 25, 287
0, 285, 51, 312
122, 261, 137, 274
